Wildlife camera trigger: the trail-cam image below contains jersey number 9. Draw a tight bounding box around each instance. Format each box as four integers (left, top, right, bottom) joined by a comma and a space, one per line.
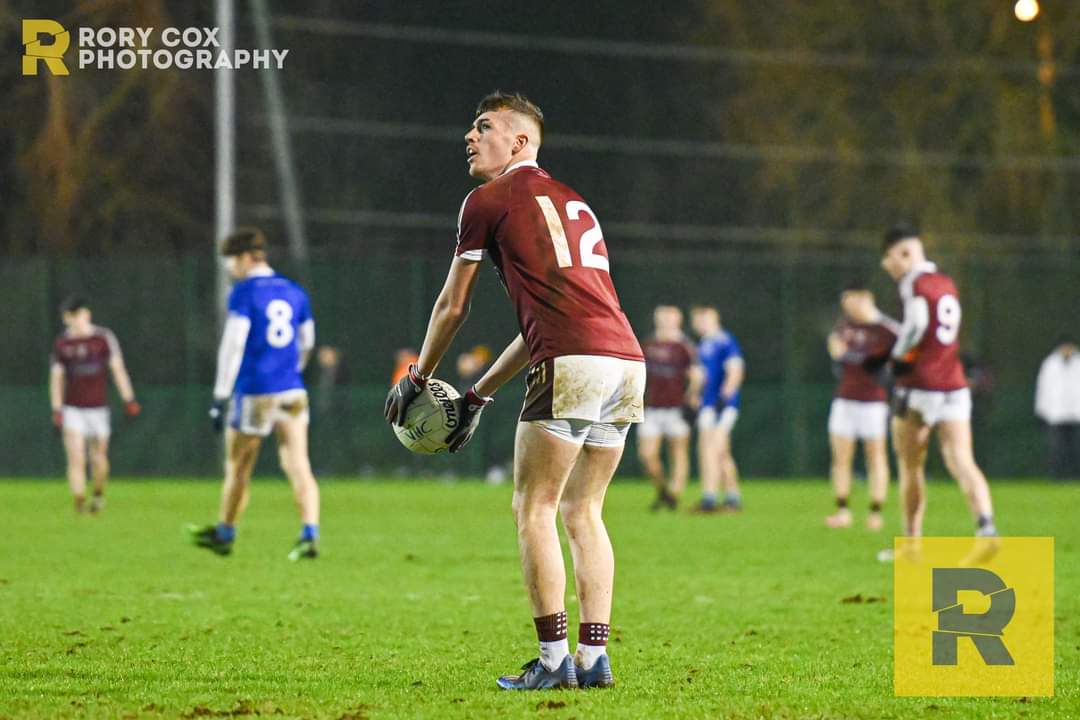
936, 294, 961, 345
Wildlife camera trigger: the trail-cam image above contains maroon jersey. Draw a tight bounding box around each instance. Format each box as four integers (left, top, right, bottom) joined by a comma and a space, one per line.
833, 317, 898, 402
896, 266, 967, 391
455, 162, 643, 364
643, 336, 696, 407
51, 326, 120, 408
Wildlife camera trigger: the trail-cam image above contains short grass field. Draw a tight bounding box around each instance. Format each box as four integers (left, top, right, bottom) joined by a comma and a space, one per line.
0, 477, 1077, 719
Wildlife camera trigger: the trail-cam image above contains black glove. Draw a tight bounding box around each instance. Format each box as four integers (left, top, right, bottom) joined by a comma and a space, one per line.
680, 403, 699, 425
385, 364, 427, 426
446, 387, 493, 453
209, 399, 227, 433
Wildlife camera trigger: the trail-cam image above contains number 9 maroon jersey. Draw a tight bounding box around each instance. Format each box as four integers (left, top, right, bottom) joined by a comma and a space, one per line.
897, 267, 967, 392
455, 161, 643, 364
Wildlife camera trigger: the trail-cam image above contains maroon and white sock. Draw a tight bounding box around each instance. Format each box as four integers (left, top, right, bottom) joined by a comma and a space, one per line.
534, 611, 569, 671
576, 622, 610, 669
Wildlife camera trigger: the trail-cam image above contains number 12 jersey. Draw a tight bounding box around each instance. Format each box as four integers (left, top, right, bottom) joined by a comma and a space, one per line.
454, 161, 643, 364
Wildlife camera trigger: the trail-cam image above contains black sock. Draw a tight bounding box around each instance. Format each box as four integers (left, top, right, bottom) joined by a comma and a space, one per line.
869, 501, 882, 513
836, 497, 849, 509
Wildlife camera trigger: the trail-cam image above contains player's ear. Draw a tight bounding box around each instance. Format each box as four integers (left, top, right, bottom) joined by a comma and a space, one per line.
513, 133, 529, 153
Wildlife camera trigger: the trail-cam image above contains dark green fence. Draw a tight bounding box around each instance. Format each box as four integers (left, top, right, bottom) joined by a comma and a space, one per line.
2, 251, 1073, 478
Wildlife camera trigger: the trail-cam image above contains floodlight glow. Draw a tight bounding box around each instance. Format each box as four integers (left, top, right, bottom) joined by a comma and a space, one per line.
1014, 0, 1039, 22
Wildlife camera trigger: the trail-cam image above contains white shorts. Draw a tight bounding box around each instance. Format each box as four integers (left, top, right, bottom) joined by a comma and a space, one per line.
896, 387, 972, 427
62, 406, 110, 438
533, 419, 632, 448
229, 388, 310, 437
828, 399, 889, 440
638, 406, 691, 440
521, 355, 645, 424
697, 405, 738, 433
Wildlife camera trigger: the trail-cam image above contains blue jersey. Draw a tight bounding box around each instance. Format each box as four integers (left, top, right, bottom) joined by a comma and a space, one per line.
229, 274, 312, 395
698, 330, 743, 409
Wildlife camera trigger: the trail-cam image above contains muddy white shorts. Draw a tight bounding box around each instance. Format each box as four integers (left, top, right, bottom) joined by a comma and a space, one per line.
828, 399, 889, 440
229, 388, 310, 437
895, 387, 971, 427
637, 406, 691, 440
521, 355, 645, 448
697, 405, 739, 433
62, 406, 110, 438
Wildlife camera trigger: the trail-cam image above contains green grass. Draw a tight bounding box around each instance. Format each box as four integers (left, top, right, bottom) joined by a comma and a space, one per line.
0, 477, 1077, 719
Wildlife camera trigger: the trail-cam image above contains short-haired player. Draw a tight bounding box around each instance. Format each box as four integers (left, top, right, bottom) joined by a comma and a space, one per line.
49, 297, 141, 513
639, 305, 700, 511
187, 229, 320, 561
877, 224, 998, 561
690, 306, 745, 513
824, 284, 898, 530
384, 91, 644, 690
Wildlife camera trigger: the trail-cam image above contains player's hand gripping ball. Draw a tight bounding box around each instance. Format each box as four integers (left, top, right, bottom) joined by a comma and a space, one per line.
392, 378, 464, 454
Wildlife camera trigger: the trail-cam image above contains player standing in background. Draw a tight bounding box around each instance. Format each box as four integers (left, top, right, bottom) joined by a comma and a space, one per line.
49, 297, 141, 513
824, 284, 898, 530
187, 229, 320, 561
877, 224, 997, 558
638, 305, 699, 511
690, 306, 745, 513
384, 91, 644, 690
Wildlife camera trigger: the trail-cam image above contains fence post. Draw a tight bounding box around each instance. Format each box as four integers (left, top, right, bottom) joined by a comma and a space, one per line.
780, 250, 798, 477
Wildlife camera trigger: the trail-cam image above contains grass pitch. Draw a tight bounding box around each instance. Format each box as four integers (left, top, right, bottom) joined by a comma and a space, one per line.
0, 477, 1076, 719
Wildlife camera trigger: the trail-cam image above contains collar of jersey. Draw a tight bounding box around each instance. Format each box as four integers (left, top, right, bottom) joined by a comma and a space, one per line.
900, 260, 937, 285
500, 159, 539, 176
245, 266, 275, 278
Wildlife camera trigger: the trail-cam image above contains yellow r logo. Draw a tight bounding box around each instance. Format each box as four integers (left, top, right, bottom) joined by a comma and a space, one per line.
23, 19, 70, 76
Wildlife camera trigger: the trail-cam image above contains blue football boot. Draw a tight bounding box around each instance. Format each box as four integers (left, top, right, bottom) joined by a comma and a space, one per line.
496, 656, 578, 690
576, 654, 615, 689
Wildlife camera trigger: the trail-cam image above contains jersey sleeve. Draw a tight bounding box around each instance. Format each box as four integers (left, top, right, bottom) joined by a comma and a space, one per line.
725, 336, 744, 364
227, 283, 253, 319
455, 189, 496, 262
101, 328, 122, 363
50, 337, 63, 368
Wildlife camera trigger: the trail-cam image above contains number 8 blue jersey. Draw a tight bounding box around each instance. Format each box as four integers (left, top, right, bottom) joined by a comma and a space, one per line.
229, 273, 313, 395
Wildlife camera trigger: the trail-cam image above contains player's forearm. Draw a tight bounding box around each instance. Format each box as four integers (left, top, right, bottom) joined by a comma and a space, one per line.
474, 335, 530, 397
416, 300, 468, 377
213, 315, 251, 400
721, 362, 745, 400
110, 362, 136, 402
297, 320, 315, 372
685, 367, 704, 403
49, 366, 64, 410
417, 258, 481, 377
892, 297, 929, 359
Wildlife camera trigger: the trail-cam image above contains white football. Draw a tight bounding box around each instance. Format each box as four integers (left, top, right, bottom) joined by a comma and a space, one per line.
393, 378, 461, 454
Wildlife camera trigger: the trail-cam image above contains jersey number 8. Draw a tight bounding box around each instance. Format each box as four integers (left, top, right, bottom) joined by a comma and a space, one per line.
936, 294, 961, 345
535, 196, 610, 272
265, 299, 295, 348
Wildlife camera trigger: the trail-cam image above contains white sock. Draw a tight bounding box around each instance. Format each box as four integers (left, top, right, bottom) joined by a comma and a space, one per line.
575, 643, 607, 670
538, 639, 569, 671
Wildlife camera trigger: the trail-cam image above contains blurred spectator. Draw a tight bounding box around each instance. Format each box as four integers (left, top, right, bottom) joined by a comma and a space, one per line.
456, 345, 493, 386
314, 346, 349, 417
391, 348, 419, 385
312, 346, 351, 474
961, 351, 995, 431
1035, 336, 1080, 479
455, 345, 507, 483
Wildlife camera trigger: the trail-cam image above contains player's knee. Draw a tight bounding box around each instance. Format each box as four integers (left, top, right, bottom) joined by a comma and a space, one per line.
512, 495, 557, 530
559, 497, 599, 531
